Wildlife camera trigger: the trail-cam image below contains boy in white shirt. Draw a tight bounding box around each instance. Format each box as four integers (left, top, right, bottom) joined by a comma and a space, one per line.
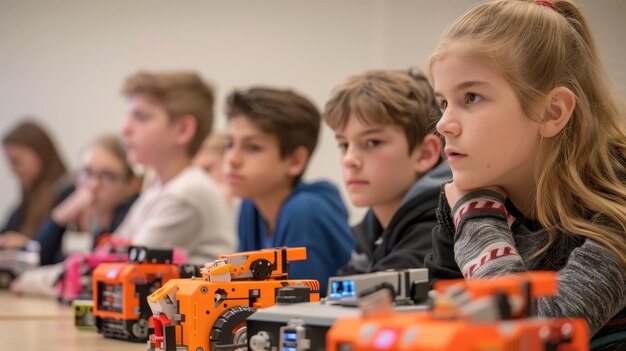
115, 71, 236, 264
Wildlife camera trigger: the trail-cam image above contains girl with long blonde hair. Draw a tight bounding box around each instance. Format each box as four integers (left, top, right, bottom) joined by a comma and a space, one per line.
425, 0, 626, 348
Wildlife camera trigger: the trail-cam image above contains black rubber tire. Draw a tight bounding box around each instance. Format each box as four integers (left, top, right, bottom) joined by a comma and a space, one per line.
130, 318, 149, 340
210, 306, 256, 349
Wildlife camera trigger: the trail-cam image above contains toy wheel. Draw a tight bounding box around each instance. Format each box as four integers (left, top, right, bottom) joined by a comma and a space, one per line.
210, 306, 256, 349
0, 270, 15, 289
131, 318, 149, 340
250, 259, 272, 280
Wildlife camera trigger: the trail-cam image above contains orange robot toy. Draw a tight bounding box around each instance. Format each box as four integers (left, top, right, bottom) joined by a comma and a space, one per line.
327, 271, 589, 351
92, 246, 198, 342
147, 247, 320, 351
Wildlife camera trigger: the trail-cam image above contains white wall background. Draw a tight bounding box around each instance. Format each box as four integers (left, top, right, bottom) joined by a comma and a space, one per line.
1, 0, 624, 225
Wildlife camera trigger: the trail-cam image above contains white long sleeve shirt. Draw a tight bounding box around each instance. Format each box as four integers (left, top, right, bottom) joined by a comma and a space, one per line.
114, 167, 236, 264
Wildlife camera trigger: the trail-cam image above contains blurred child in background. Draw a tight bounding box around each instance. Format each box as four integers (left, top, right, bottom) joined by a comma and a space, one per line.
35, 135, 140, 265
193, 133, 236, 206
1, 120, 72, 247
114, 71, 236, 263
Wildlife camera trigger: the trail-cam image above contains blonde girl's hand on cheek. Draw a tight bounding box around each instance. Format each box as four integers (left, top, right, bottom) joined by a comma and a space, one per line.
51, 187, 95, 227
444, 182, 508, 209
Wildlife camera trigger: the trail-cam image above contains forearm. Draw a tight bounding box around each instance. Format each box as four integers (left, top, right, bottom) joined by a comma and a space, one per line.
538, 240, 626, 335
452, 190, 626, 335
452, 190, 523, 278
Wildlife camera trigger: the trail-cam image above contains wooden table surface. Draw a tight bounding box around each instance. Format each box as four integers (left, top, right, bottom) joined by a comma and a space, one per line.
0, 291, 146, 351
0, 291, 70, 319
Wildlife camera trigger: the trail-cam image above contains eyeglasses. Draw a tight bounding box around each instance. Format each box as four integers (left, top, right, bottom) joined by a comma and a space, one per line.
78, 167, 126, 185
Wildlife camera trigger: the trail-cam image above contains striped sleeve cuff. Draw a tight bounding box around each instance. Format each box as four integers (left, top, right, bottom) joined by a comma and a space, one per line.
451, 190, 512, 232
460, 242, 521, 279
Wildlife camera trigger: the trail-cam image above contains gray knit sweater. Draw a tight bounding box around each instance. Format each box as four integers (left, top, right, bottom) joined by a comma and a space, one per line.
446, 190, 626, 346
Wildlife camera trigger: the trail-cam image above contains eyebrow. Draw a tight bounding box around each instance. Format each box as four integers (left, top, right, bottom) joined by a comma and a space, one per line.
132, 110, 149, 117
239, 134, 267, 143
335, 127, 386, 140
435, 80, 492, 98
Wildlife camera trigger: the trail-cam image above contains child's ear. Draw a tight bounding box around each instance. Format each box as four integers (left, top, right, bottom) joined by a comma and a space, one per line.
539, 87, 576, 138
412, 134, 442, 174
286, 146, 310, 177
175, 115, 198, 146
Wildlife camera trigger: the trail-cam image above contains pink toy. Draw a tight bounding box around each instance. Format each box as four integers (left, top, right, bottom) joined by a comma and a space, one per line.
57, 242, 188, 303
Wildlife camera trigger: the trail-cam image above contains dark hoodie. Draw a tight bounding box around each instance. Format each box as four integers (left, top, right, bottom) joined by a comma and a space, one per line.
339, 161, 452, 275
238, 180, 355, 295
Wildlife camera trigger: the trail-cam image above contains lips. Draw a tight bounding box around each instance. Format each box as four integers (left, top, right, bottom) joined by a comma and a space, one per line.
346, 178, 369, 190
445, 147, 467, 161
226, 173, 244, 184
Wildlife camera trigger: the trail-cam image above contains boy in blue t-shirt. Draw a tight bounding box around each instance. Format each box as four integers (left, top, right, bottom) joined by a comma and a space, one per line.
224, 87, 354, 294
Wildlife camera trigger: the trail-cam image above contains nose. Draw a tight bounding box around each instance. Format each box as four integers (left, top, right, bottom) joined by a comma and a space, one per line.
225, 146, 242, 169
436, 108, 461, 137
85, 174, 101, 190
121, 116, 132, 137
342, 145, 362, 170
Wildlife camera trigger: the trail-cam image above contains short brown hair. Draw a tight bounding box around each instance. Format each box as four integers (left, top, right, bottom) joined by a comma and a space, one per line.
323, 69, 440, 153
225, 87, 321, 178
122, 71, 214, 156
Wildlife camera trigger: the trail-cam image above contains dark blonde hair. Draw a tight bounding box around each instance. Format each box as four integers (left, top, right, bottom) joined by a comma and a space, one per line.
3, 120, 67, 238
90, 135, 135, 180
122, 71, 214, 156
200, 133, 228, 155
323, 69, 440, 153
225, 87, 321, 182
429, 0, 626, 266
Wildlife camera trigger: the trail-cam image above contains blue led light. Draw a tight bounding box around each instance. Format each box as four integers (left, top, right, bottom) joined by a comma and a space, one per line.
330, 280, 356, 299
283, 332, 297, 342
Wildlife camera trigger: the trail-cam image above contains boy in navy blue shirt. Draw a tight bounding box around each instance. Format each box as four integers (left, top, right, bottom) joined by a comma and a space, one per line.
224, 87, 354, 294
